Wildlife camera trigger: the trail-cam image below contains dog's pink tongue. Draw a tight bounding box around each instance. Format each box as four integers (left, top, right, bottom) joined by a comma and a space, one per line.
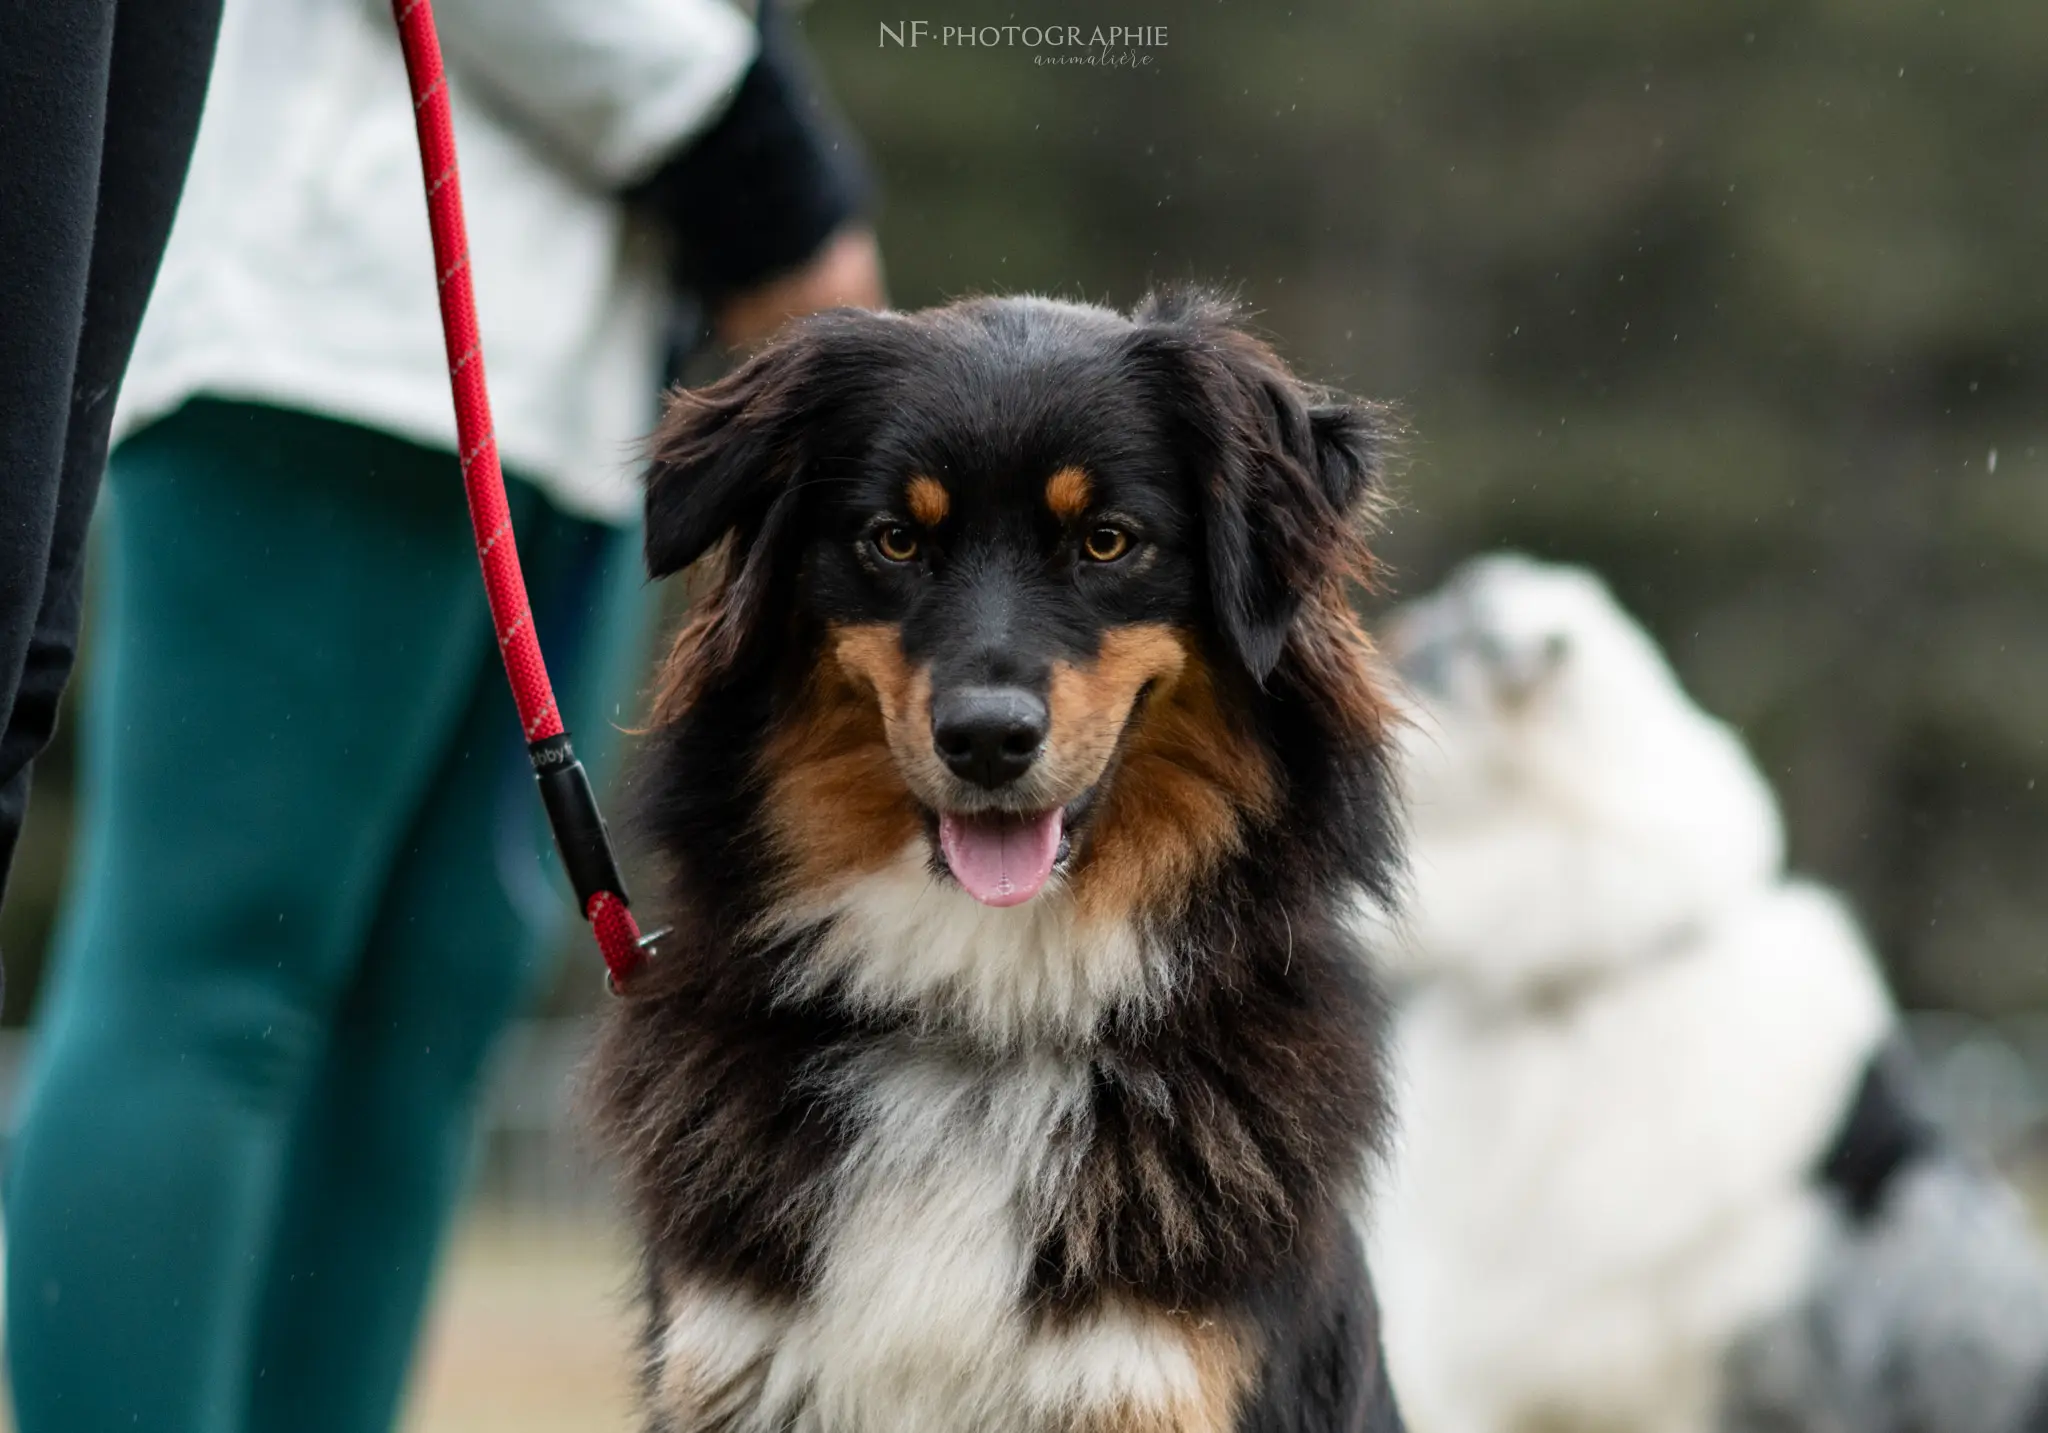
938, 810, 1064, 907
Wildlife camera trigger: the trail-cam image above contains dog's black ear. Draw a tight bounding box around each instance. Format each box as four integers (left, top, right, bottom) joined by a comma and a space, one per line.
643, 310, 897, 681
1134, 289, 1392, 683
646, 332, 812, 583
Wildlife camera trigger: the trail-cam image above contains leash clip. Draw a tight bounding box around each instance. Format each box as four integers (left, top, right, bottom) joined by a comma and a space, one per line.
605, 926, 673, 997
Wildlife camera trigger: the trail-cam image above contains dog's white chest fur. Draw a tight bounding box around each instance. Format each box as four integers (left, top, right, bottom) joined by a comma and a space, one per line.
794, 1046, 1084, 1427
772, 841, 1167, 1045
659, 874, 1206, 1433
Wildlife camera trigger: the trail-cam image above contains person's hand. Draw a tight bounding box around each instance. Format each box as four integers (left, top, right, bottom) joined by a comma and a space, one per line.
712, 225, 885, 350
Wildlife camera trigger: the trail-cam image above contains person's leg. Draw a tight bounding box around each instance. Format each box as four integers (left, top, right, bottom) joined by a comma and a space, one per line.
245, 505, 654, 1433
0, 0, 113, 906
5, 401, 503, 1433
0, 0, 222, 904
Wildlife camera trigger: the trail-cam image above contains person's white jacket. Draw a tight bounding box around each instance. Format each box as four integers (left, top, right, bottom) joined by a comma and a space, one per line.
113, 0, 760, 523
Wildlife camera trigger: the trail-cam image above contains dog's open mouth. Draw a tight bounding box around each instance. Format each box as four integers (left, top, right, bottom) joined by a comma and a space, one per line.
929, 786, 1101, 908
923, 684, 1150, 907
936, 808, 1068, 907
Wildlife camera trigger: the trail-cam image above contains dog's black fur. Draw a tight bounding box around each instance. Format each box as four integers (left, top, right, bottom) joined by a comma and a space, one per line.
590, 291, 1408, 1433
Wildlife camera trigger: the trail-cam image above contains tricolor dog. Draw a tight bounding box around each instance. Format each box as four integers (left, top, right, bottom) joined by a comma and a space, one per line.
589, 292, 1410, 1433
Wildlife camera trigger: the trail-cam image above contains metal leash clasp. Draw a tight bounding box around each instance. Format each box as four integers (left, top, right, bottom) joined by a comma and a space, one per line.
605, 926, 673, 996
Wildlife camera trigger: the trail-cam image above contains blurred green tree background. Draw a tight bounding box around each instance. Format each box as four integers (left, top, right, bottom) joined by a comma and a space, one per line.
800, 0, 2046, 1012
4, 0, 2044, 1020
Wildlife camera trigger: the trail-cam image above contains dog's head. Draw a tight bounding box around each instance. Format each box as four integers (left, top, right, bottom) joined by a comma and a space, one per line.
1372, 554, 1785, 992
642, 291, 1395, 930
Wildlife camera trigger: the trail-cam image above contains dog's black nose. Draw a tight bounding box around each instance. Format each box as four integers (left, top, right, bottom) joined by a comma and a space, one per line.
932, 686, 1049, 789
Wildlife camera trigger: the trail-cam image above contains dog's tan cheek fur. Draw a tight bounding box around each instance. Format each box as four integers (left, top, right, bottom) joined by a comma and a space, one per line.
831, 622, 949, 784
758, 624, 926, 894
1043, 626, 1187, 802
1063, 629, 1280, 926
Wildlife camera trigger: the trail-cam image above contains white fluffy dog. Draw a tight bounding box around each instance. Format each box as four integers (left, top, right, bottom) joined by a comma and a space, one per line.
1365, 553, 2048, 1433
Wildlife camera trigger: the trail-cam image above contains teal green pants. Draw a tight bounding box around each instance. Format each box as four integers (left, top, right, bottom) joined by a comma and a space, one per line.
6, 400, 653, 1433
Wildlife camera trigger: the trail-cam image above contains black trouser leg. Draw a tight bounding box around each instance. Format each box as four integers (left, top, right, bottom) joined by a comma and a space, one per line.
0, 0, 223, 921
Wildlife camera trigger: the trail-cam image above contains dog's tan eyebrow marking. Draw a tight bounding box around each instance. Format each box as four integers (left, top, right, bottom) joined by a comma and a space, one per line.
1045, 465, 1092, 521
905, 475, 950, 526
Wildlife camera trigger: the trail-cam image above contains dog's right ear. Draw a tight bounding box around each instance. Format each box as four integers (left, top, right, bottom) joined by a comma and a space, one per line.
643, 312, 897, 697
645, 329, 817, 584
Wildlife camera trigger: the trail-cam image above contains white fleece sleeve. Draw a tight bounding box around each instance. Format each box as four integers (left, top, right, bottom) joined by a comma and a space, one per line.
405, 0, 759, 188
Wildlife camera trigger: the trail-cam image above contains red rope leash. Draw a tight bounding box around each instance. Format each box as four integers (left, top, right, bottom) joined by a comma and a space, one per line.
393, 0, 648, 988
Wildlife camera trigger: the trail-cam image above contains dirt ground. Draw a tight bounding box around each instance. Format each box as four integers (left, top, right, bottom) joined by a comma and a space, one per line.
402, 1215, 642, 1433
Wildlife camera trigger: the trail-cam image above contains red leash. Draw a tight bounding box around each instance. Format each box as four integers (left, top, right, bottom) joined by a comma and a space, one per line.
392, 0, 648, 988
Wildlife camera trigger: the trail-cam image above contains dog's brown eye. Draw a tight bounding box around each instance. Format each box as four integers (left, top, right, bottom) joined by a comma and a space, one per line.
1082, 526, 1131, 563
875, 524, 920, 563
